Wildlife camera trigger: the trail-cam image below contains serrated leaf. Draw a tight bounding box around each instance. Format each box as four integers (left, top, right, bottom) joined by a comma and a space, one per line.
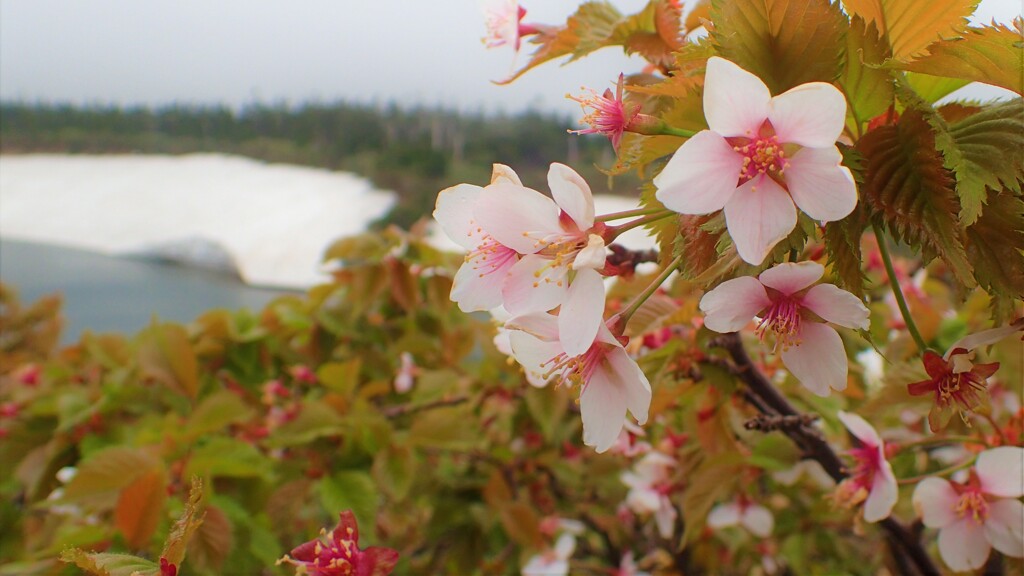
905, 72, 971, 103
498, 1, 623, 84
59, 550, 160, 576
138, 322, 198, 400
185, 503, 233, 572
161, 477, 205, 567
710, 0, 847, 94
841, 17, 894, 127
856, 109, 974, 286
944, 99, 1024, 224
184, 390, 255, 438
317, 471, 378, 535
841, 0, 978, 61
824, 203, 869, 297
965, 195, 1024, 311
115, 469, 168, 549
890, 21, 1024, 95
675, 214, 727, 281
61, 447, 163, 508
627, 41, 715, 99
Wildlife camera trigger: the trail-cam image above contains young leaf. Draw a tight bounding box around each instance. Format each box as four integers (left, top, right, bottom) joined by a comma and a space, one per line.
610, 0, 684, 69
137, 322, 199, 400
61, 447, 163, 508
905, 73, 971, 103
185, 504, 233, 572
498, 1, 623, 84
840, 17, 894, 129
841, 0, 978, 61
889, 21, 1024, 95
965, 195, 1024, 315
115, 469, 169, 550
161, 477, 205, 568
59, 549, 160, 576
856, 109, 974, 286
710, 0, 847, 94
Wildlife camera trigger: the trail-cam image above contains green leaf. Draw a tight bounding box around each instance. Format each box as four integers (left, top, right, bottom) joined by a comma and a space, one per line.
944, 99, 1024, 224
840, 17, 894, 127
523, 386, 570, 441
317, 359, 362, 398
710, 0, 847, 94
317, 471, 379, 535
890, 21, 1024, 95
965, 195, 1024, 316
184, 390, 255, 438
499, 1, 623, 84
856, 109, 974, 286
905, 73, 971, 103
841, 0, 978, 62
59, 550, 160, 576
824, 204, 869, 297
407, 404, 480, 450
371, 443, 416, 501
265, 401, 345, 447
137, 322, 199, 400
184, 437, 270, 479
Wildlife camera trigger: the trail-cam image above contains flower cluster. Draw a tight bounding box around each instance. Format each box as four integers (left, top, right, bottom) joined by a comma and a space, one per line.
278, 511, 398, 576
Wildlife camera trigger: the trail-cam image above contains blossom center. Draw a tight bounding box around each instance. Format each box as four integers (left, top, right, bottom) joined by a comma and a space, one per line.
467, 236, 518, 277
542, 341, 608, 389
734, 134, 788, 183
755, 296, 803, 350
834, 445, 880, 509
936, 369, 987, 410
954, 488, 990, 525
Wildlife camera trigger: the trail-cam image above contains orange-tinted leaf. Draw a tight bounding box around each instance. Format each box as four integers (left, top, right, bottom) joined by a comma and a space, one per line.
59, 549, 160, 576
115, 469, 168, 550
138, 323, 198, 400
186, 503, 233, 572
890, 21, 1024, 94
497, 502, 544, 549
711, 0, 847, 94
842, 0, 977, 61
161, 477, 205, 567
61, 447, 163, 508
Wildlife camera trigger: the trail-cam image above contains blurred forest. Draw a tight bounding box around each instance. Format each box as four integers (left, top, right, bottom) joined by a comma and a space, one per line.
0, 102, 640, 227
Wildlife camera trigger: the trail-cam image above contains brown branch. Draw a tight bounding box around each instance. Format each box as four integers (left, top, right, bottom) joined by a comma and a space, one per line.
710, 333, 940, 576
382, 395, 469, 418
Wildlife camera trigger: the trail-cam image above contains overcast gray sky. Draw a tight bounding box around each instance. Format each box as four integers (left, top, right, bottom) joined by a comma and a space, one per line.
1, 0, 1019, 117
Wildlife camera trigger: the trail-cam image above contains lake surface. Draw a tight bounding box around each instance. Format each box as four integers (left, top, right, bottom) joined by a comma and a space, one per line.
0, 239, 291, 344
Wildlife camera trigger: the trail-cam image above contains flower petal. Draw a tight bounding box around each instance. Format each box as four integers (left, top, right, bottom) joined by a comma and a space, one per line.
606, 346, 651, 426
559, 269, 606, 357
548, 162, 595, 230
433, 183, 483, 250
655, 497, 677, 539
707, 503, 741, 529
780, 322, 847, 396
724, 176, 797, 265
654, 130, 744, 215
490, 163, 522, 186
626, 486, 662, 514
768, 82, 847, 148
572, 234, 606, 270
986, 498, 1024, 558
938, 518, 992, 572
912, 477, 960, 528
758, 261, 824, 295
474, 183, 562, 254
579, 365, 630, 453
946, 319, 1024, 358
502, 254, 568, 315
703, 56, 772, 137
802, 283, 870, 329
508, 328, 562, 385
505, 311, 560, 341
976, 446, 1024, 498
785, 147, 858, 222
741, 504, 775, 538
863, 460, 897, 523
450, 253, 513, 312
837, 411, 881, 447
699, 276, 771, 333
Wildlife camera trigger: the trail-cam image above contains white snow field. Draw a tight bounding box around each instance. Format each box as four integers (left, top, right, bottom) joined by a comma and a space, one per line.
0, 154, 396, 289
0, 153, 658, 289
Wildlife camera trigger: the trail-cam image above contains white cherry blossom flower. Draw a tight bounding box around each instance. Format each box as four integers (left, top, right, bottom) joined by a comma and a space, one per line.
654, 57, 856, 265
699, 261, 869, 396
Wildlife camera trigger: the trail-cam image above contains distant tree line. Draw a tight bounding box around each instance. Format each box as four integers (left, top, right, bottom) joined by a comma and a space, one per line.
0, 102, 640, 227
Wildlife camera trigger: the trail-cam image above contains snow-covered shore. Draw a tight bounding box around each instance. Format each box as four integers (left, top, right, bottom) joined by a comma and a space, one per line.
0, 154, 658, 289
0, 154, 396, 289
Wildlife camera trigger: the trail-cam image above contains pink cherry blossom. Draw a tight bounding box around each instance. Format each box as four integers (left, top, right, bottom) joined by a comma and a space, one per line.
433, 164, 525, 313
699, 262, 869, 396
707, 497, 774, 538
654, 56, 856, 265
621, 452, 677, 539
833, 411, 898, 523
913, 446, 1024, 572
483, 0, 538, 51
568, 74, 642, 151
506, 312, 651, 453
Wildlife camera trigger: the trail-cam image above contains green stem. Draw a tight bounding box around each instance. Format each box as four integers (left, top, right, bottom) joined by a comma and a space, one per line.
898, 458, 975, 485
607, 210, 675, 239
873, 223, 928, 354
895, 435, 989, 452
595, 206, 665, 222
659, 125, 698, 138
618, 254, 683, 327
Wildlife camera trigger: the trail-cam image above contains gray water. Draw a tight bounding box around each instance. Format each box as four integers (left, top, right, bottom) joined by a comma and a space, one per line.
0, 239, 293, 344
